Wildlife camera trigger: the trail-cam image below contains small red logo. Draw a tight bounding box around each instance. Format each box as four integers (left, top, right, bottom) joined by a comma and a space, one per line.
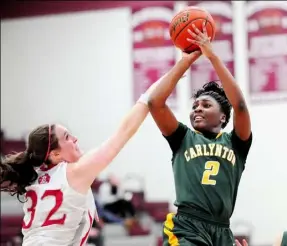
38, 173, 51, 184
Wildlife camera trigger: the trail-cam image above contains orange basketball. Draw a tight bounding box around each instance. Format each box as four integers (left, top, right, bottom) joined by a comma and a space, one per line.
169, 6, 216, 53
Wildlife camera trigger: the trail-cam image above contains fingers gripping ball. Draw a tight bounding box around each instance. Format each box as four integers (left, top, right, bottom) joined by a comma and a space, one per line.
169, 6, 216, 53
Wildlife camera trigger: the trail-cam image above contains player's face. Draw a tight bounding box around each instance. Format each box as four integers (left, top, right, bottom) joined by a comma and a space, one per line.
190, 95, 226, 132
54, 125, 82, 163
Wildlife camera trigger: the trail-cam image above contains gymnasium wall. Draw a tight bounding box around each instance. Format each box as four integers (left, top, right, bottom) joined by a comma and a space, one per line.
1, 1, 287, 244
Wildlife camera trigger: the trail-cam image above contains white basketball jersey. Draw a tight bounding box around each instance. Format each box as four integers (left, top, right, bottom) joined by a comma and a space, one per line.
22, 162, 96, 246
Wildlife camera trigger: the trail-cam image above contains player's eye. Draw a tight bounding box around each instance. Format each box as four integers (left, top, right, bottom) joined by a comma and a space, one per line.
65, 134, 69, 140
203, 103, 211, 108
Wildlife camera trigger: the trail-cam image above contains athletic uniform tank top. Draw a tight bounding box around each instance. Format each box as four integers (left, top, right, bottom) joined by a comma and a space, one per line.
22, 162, 96, 246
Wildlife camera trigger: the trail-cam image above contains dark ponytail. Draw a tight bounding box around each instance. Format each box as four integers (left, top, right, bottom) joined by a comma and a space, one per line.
0, 151, 39, 201
0, 124, 58, 202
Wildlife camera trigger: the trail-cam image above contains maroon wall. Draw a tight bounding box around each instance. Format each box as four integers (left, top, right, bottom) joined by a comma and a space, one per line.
0, 1, 176, 19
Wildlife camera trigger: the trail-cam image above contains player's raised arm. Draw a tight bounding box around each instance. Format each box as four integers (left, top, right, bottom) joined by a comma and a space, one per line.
67, 80, 159, 193
187, 22, 251, 141
148, 51, 201, 136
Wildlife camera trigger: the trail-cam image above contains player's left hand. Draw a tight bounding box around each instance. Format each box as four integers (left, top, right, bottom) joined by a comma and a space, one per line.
186, 21, 216, 59
235, 239, 248, 246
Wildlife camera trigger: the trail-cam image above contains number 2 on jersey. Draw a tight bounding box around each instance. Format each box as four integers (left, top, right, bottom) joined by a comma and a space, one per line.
22, 189, 66, 229
201, 161, 220, 185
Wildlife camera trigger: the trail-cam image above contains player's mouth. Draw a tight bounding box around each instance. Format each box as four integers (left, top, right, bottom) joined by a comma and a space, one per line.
194, 115, 205, 122
75, 145, 80, 152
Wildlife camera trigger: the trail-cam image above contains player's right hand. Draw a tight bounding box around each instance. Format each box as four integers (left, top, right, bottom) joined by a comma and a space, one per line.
235, 239, 248, 246
181, 50, 202, 65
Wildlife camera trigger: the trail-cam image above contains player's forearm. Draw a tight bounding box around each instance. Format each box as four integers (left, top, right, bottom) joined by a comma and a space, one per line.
86, 103, 148, 167
72, 103, 149, 192
209, 54, 251, 140
208, 54, 247, 113
93, 99, 150, 167
148, 58, 190, 108
116, 103, 149, 142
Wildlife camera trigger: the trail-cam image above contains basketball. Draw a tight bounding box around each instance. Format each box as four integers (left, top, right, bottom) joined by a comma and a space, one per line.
169, 6, 216, 53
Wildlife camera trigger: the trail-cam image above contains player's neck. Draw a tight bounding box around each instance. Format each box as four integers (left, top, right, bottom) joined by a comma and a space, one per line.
202, 131, 219, 139
195, 129, 221, 139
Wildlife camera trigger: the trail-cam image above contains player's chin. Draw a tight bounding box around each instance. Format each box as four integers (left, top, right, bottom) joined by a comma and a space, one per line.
192, 121, 208, 131
76, 150, 83, 160
75, 146, 83, 155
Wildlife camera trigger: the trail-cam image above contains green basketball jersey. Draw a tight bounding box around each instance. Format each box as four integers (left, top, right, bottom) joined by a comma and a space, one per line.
282, 231, 287, 246
164, 122, 252, 223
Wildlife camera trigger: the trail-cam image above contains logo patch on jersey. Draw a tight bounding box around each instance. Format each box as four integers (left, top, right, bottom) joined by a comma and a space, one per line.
38, 173, 51, 184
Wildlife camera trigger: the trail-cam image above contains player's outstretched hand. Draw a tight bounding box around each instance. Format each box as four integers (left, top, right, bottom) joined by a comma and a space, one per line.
235, 239, 248, 246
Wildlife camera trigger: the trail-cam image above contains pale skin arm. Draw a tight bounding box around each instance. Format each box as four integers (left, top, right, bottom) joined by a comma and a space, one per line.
273, 232, 283, 246
235, 239, 248, 246
236, 232, 284, 246
67, 82, 158, 194
187, 23, 251, 140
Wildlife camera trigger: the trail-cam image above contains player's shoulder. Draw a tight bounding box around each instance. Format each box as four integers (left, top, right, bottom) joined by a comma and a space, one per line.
178, 122, 190, 132
33, 162, 68, 186
220, 131, 233, 141
222, 130, 252, 145
37, 161, 67, 174
220, 130, 235, 138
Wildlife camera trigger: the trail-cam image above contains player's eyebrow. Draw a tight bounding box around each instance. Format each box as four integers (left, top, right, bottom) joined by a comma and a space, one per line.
194, 98, 212, 104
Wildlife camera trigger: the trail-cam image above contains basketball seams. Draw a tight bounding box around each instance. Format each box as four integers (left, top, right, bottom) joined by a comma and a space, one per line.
169, 8, 216, 53
169, 9, 209, 37
170, 8, 208, 23
173, 18, 214, 45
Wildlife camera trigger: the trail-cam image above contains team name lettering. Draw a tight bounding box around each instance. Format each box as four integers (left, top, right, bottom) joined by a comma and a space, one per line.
170, 12, 190, 35
184, 144, 236, 165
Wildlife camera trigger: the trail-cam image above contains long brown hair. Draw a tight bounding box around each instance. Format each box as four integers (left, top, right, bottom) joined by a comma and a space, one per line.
0, 124, 58, 201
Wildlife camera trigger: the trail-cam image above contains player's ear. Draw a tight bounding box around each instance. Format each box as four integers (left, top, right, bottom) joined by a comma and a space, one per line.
220, 113, 226, 124
49, 149, 60, 160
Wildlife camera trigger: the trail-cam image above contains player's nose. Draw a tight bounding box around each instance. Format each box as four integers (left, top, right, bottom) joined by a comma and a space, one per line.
72, 136, 78, 143
194, 106, 203, 113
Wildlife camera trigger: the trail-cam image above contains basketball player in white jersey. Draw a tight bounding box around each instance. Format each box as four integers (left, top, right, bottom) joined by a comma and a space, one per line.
0, 86, 158, 245
0, 51, 201, 246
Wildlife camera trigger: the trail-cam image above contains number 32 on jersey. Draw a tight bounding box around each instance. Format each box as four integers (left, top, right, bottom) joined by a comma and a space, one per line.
201, 161, 220, 185
22, 189, 66, 229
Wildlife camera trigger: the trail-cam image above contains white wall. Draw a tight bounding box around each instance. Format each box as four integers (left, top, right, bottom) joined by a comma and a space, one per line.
1, 2, 287, 244
0, 7, 176, 206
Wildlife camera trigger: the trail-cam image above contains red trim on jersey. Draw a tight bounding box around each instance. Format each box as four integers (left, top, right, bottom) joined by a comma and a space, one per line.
39, 163, 58, 171
80, 211, 93, 246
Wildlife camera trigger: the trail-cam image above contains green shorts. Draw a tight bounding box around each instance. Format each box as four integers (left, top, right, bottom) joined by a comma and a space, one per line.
163, 213, 235, 246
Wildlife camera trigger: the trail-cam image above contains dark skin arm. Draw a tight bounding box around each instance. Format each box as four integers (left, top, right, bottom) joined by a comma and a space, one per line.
148, 51, 201, 136
187, 23, 251, 140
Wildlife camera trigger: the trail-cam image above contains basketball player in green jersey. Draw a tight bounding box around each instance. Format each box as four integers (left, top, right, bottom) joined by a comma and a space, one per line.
236, 231, 287, 246
148, 22, 252, 245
